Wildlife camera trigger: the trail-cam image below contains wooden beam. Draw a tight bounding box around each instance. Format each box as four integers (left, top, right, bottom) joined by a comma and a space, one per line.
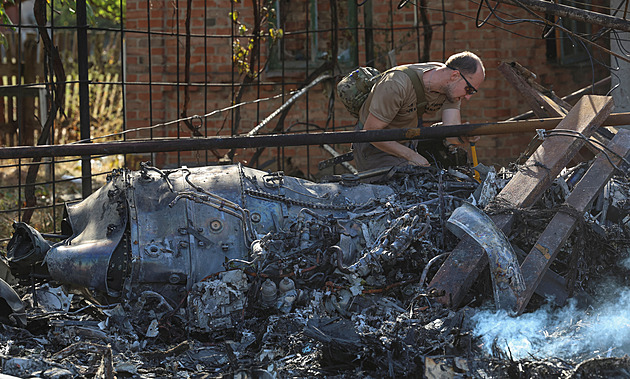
515, 128, 630, 314
498, 62, 567, 118
507, 76, 611, 121
428, 95, 614, 308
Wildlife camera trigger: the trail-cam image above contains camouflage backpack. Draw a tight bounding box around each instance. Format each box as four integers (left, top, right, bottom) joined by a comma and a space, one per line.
336, 66, 426, 119
336, 67, 383, 118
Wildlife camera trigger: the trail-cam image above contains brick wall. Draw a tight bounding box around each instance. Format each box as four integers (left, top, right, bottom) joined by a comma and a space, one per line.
125, 0, 609, 174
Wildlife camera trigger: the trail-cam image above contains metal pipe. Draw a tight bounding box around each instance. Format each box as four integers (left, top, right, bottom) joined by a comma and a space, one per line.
2, 112, 630, 160
246, 74, 332, 137
495, 0, 630, 32
76, 0, 92, 196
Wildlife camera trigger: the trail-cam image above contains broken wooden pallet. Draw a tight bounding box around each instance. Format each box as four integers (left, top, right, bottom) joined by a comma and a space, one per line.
428, 95, 614, 308
514, 128, 630, 314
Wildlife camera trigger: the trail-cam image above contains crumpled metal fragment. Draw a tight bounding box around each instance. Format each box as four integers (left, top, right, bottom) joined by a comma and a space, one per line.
447, 202, 525, 313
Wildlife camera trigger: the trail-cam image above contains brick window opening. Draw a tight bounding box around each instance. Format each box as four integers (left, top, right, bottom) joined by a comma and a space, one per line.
267, 0, 358, 73
546, 0, 592, 65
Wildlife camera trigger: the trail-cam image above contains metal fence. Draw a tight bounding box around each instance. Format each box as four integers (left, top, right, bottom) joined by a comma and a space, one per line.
0, 0, 617, 244
0, 0, 440, 244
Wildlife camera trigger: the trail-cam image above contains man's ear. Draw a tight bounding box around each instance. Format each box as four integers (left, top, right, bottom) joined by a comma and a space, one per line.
449, 70, 460, 83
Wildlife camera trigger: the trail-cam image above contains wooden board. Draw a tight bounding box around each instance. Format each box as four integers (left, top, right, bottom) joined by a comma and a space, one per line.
498, 62, 568, 118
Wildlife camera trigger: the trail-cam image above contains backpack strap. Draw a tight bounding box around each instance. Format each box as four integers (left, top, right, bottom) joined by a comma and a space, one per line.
396, 66, 427, 118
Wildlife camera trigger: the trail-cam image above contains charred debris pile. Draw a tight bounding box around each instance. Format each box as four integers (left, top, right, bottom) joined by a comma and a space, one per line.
1, 97, 630, 378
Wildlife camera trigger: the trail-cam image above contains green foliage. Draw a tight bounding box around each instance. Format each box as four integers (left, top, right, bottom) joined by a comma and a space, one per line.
53, 0, 125, 27
229, 0, 283, 77
89, 0, 124, 24
0, 0, 123, 38
0, 0, 16, 44
0, 0, 15, 25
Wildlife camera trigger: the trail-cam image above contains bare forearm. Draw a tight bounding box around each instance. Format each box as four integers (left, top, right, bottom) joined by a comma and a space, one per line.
364, 112, 430, 166
370, 141, 430, 166
371, 141, 416, 160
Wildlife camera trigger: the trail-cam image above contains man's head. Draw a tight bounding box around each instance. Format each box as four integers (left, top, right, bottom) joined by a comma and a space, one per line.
444, 51, 485, 102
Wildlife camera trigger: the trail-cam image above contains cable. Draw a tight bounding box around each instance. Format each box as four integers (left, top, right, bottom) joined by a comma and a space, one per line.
68, 90, 300, 144
539, 129, 630, 175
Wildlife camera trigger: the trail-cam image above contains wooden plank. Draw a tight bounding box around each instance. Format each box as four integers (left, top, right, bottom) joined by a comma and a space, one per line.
92, 72, 104, 119
98, 72, 112, 116
515, 128, 630, 314
499, 62, 549, 118
498, 62, 566, 118
428, 95, 614, 308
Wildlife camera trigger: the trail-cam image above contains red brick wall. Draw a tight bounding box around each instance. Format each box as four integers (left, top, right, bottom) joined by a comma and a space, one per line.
125, 0, 609, 174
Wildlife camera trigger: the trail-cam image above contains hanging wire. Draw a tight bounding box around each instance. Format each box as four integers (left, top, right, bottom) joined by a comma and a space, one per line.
538, 129, 630, 176
68, 90, 300, 144
468, 0, 630, 99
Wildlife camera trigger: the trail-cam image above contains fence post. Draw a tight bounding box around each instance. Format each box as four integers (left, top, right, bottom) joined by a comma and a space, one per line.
76, 0, 92, 196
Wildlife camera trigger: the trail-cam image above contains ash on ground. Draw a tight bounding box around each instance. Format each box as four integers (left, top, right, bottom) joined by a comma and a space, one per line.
1, 163, 630, 378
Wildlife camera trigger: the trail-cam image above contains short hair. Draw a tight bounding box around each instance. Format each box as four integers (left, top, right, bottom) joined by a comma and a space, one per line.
445, 51, 485, 77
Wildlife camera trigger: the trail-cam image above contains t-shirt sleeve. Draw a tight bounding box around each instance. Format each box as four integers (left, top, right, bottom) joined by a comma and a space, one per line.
368, 74, 407, 124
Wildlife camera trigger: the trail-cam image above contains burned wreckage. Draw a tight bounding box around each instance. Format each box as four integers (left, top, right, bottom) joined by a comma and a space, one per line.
2, 95, 630, 377
7, 162, 485, 328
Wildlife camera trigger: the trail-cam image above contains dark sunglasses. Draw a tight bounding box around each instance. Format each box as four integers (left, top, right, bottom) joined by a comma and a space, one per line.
446, 65, 477, 95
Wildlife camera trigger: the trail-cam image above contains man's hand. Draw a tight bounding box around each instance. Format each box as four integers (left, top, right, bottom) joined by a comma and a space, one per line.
445, 135, 480, 147
364, 113, 431, 167
407, 152, 430, 167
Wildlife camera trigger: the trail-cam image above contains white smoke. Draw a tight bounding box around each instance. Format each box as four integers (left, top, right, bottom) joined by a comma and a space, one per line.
469, 289, 630, 361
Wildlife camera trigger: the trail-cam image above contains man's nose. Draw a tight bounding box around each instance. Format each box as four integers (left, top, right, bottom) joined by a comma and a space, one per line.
464, 94, 472, 100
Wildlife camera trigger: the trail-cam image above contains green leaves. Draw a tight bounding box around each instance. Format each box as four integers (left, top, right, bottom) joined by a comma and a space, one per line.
229, 0, 283, 77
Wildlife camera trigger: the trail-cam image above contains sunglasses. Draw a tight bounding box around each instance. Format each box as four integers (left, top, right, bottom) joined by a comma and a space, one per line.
446, 65, 478, 95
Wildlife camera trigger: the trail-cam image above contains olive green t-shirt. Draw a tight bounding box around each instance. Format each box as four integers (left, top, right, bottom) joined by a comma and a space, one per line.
358, 63, 460, 128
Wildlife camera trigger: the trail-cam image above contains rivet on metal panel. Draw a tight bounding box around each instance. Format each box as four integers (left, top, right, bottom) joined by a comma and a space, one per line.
251, 213, 262, 223
169, 274, 181, 284
221, 243, 229, 251
210, 220, 223, 232
145, 245, 160, 257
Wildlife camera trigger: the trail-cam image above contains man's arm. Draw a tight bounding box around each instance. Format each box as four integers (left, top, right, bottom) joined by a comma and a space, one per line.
441, 108, 480, 145
442, 108, 461, 125
363, 113, 430, 166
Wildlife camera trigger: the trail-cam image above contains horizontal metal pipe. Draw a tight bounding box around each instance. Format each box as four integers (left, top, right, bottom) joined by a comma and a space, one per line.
2, 112, 630, 160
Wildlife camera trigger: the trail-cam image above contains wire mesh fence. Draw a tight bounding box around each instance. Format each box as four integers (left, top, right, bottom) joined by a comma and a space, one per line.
0, 0, 433, 243
0, 0, 614, 244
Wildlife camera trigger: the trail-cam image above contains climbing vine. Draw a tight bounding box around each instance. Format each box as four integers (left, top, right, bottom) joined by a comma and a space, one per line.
229, 0, 283, 77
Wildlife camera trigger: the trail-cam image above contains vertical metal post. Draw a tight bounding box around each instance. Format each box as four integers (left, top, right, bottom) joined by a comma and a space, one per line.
364, 1, 374, 65
76, 0, 92, 196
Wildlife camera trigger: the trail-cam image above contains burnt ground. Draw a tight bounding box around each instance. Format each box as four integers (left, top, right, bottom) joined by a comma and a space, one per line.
1, 167, 630, 378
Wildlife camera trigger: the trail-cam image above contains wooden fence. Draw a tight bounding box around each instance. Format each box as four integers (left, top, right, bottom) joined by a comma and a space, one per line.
0, 30, 123, 146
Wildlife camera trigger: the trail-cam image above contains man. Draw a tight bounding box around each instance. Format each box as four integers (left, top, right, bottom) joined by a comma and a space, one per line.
353, 51, 485, 172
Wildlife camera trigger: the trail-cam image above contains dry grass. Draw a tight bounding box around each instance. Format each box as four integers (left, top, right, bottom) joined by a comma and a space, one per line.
0, 80, 125, 247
